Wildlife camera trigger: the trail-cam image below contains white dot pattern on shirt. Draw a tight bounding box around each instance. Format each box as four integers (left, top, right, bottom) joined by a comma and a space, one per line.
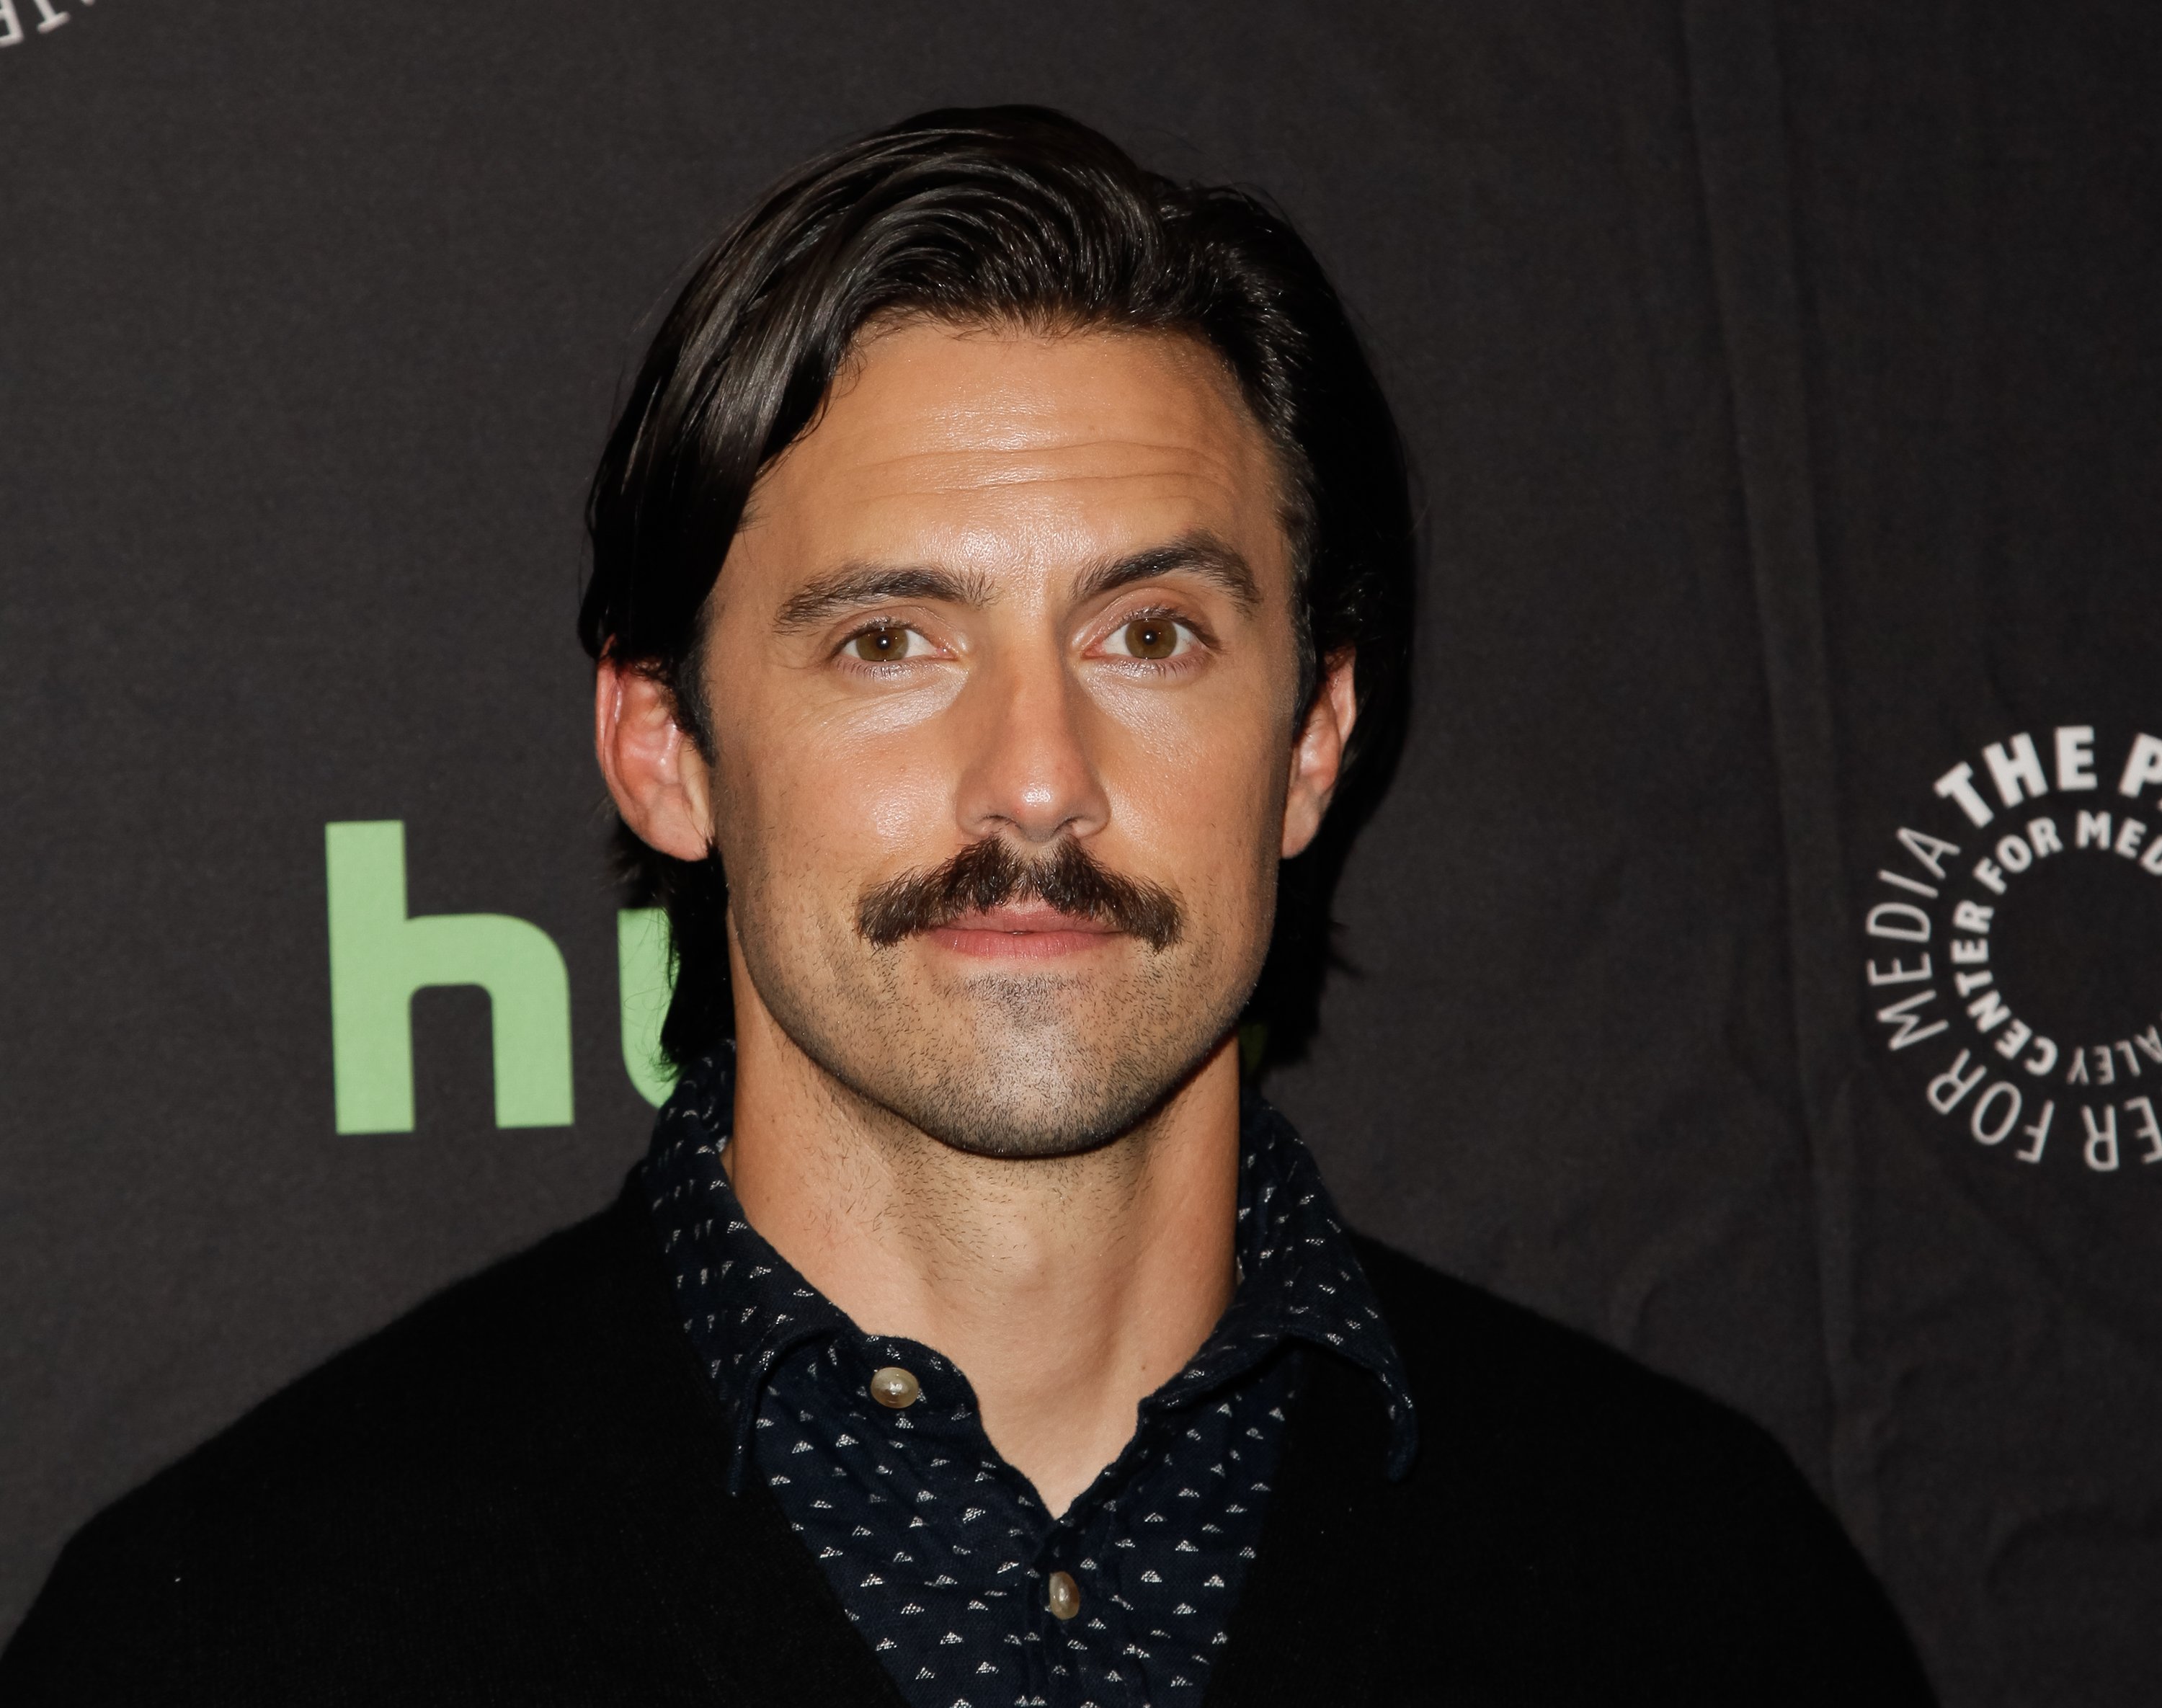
754, 1326, 1295, 1706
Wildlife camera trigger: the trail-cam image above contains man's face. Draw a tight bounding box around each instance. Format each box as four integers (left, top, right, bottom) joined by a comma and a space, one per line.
694, 319, 1335, 1156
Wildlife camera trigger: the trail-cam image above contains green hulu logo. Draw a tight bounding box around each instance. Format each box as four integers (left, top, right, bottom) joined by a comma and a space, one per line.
324, 822, 678, 1134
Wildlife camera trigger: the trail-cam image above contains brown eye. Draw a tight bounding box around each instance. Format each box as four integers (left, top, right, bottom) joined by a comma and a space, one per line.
1121, 618, 1180, 660
852, 626, 912, 662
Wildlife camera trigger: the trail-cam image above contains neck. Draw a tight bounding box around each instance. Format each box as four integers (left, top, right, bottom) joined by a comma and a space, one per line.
724, 986, 1242, 1518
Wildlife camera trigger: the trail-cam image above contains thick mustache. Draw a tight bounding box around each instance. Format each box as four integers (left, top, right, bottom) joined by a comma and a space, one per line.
856, 837, 1184, 952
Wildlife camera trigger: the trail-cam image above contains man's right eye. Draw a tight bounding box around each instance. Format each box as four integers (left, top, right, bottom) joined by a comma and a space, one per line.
849, 625, 925, 662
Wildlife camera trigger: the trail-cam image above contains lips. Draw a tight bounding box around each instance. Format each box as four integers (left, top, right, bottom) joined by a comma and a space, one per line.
925, 904, 1125, 959
937, 904, 1120, 935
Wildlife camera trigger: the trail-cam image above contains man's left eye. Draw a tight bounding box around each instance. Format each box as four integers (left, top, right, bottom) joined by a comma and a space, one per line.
1105, 618, 1191, 661
850, 625, 927, 662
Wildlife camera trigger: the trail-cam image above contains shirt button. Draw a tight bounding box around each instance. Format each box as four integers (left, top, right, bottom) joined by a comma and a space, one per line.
1046, 1570, 1082, 1621
868, 1366, 921, 1409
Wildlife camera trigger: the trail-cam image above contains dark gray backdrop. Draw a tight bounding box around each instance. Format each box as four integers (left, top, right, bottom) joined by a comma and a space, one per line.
4, 3, 2158, 1703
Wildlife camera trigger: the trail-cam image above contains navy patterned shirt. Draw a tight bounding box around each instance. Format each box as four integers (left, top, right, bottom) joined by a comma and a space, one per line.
644, 1049, 1415, 1708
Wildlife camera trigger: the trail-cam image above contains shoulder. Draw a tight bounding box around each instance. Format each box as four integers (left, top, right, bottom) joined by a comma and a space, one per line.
127, 1181, 688, 1507
1339, 1235, 1935, 1702
1, 1180, 723, 1703
1353, 1230, 1787, 1474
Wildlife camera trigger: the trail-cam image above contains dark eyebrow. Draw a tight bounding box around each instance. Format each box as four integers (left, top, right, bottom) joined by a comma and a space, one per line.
773, 535, 1261, 635
773, 564, 1001, 633
1072, 535, 1262, 613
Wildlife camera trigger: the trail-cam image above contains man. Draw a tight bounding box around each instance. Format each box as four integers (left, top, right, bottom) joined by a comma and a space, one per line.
2, 108, 1933, 1705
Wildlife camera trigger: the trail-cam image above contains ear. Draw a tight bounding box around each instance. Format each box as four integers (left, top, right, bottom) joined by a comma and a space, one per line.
1280, 649, 1358, 859
595, 655, 714, 862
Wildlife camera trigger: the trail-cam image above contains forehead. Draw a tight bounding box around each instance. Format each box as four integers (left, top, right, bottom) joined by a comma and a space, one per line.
734, 320, 1288, 578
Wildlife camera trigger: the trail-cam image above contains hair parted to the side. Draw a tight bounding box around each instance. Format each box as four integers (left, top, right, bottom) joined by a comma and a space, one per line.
582, 105, 1415, 1073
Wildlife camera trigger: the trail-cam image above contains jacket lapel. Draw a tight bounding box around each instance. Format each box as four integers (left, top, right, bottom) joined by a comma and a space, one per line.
546, 1188, 912, 1708
1204, 1350, 1409, 1706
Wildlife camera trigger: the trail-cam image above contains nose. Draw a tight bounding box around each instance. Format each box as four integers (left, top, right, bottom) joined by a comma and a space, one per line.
951, 644, 1111, 847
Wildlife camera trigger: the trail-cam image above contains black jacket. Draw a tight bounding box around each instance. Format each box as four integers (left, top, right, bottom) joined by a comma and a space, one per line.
1, 1178, 1934, 1705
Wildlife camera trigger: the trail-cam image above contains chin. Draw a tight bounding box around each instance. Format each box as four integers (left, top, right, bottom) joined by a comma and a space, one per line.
827, 1001, 1235, 1160
886, 1077, 1180, 1160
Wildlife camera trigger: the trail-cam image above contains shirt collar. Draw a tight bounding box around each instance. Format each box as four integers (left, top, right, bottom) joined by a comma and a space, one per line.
643, 1045, 1418, 1484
